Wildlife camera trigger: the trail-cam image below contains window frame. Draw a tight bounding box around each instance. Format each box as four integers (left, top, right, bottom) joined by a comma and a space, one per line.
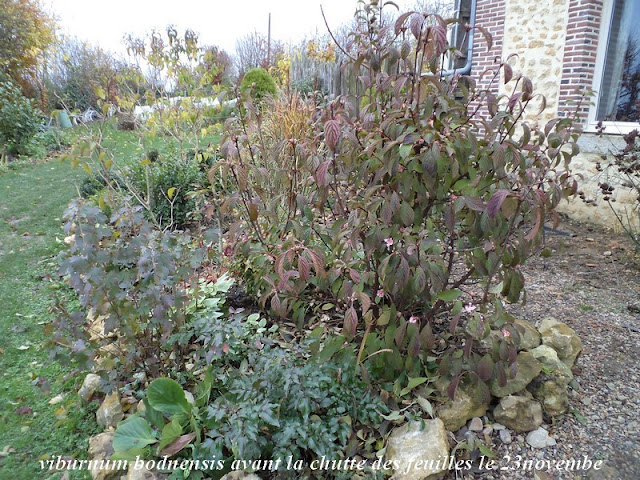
586, 0, 640, 134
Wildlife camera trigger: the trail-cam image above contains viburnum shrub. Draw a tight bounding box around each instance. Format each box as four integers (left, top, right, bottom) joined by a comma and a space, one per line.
220, 1, 580, 392
50, 200, 205, 383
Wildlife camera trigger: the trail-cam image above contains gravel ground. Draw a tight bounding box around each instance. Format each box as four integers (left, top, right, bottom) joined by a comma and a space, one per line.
450, 217, 640, 480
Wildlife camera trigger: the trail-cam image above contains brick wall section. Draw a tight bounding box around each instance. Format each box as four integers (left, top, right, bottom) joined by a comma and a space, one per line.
557, 0, 604, 121
471, 0, 506, 96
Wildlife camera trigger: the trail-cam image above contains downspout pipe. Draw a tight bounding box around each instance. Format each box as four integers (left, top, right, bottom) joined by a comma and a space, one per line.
439, 0, 477, 77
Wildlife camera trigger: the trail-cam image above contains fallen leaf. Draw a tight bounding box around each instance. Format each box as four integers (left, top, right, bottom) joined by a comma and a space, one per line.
49, 394, 65, 405
17, 345, 30, 350
16, 407, 33, 415
161, 433, 196, 456
0, 446, 16, 458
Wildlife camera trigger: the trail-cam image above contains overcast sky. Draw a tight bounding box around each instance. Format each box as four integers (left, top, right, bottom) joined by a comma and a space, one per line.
44, 0, 417, 58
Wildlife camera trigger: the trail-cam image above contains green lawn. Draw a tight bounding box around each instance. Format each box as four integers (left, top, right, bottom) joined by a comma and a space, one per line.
0, 157, 95, 479
0, 123, 221, 479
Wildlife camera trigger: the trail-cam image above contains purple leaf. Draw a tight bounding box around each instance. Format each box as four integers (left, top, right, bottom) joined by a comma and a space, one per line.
487, 189, 511, 218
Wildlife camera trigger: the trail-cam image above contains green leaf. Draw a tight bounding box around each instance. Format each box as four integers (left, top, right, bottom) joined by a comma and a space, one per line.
416, 395, 434, 418
437, 289, 462, 302
195, 367, 214, 408
399, 144, 412, 159
381, 410, 405, 422
569, 408, 588, 425
143, 398, 165, 430
158, 418, 183, 452
400, 377, 428, 396
478, 443, 495, 458
316, 335, 347, 362
110, 447, 148, 462
113, 416, 157, 452
147, 378, 192, 416
399, 203, 414, 226
377, 310, 391, 327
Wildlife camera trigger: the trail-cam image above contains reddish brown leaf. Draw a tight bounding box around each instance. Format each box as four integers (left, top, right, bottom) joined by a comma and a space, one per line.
161, 433, 196, 457
298, 256, 310, 282
487, 189, 511, 218
356, 291, 371, 316
525, 207, 543, 242
315, 161, 331, 187
475, 25, 493, 51
348, 268, 361, 285
503, 63, 513, 84
270, 294, 281, 315
521, 76, 533, 96
464, 196, 486, 212
476, 354, 494, 382
420, 322, 435, 351
342, 307, 358, 339
447, 376, 461, 401
393, 76, 408, 98
324, 120, 340, 152
394, 12, 414, 35
410, 15, 423, 39
248, 202, 258, 222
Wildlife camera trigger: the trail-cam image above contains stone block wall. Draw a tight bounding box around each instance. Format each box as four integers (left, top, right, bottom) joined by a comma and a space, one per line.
500, 0, 570, 124
469, 0, 638, 230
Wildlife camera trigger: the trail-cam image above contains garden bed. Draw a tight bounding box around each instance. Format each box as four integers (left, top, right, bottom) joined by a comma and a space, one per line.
456, 216, 640, 480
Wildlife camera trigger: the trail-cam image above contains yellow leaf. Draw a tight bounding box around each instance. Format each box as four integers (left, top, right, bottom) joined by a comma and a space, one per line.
168, 187, 177, 200
94, 86, 106, 101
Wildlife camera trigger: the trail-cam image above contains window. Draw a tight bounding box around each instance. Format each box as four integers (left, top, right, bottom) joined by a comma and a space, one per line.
589, 0, 640, 133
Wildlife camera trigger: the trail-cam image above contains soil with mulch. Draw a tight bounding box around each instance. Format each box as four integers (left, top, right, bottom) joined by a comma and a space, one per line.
451, 216, 640, 480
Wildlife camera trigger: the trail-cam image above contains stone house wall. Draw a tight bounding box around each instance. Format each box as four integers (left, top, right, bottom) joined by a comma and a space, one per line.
468, 0, 638, 230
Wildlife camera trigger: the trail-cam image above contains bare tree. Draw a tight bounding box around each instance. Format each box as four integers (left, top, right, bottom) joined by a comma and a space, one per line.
234, 30, 283, 77
234, 31, 269, 77
413, 0, 455, 17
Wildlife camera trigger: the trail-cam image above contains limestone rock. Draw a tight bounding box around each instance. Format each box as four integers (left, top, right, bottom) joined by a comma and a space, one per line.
528, 345, 573, 384
538, 317, 582, 367
499, 429, 512, 444
386, 419, 450, 480
489, 352, 542, 398
78, 373, 101, 403
527, 345, 573, 416
88, 432, 124, 480
525, 426, 556, 448
468, 417, 483, 432
220, 473, 262, 480
528, 376, 570, 416
513, 318, 541, 350
96, 392, 124, 429
493, 395, 543, 432
436, 381, 489, 431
